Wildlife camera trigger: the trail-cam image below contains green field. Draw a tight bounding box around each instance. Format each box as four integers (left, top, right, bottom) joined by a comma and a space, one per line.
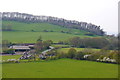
3, 31, 89, 43
2, 58, 118, 78
2, 55, 21, 60
2, 21, 99, 43
57, 48, 100, 53
51, 44, 70, 48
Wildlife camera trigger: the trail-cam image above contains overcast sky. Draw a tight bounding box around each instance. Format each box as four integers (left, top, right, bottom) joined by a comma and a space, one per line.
0, 0, 119, 35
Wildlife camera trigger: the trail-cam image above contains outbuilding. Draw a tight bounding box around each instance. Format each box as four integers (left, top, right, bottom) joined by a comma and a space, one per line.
9, 45, 30, 52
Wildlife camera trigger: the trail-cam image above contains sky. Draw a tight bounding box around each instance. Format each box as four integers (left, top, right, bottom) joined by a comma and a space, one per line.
0, 0, 119, 35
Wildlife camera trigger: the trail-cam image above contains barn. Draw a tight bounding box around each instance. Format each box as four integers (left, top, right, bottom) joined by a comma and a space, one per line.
9, 45, 30, 52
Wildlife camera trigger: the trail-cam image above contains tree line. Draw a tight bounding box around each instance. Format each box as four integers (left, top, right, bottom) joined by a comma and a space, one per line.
59, 36, 118, 50
2, 12, 105, 36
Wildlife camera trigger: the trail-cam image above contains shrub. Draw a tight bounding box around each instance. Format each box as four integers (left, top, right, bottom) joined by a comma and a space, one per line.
7, 59, 19, 63
3, 49, 15, 55
85, 33, 94, 36
87, 53, 101, 61
56, 52, 67, 59
82, 48, 93, 54
75, 51, 85, 60
47, 50, 57, 56
67, 48, 76, 59
112, 50, 120, 64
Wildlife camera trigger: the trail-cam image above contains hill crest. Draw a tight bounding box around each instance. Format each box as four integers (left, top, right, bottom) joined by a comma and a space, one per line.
1, 12, 105, 36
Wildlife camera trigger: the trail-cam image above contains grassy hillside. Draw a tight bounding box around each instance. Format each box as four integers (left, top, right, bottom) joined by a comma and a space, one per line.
2, 58, 118, 78
2, 21, 99, 43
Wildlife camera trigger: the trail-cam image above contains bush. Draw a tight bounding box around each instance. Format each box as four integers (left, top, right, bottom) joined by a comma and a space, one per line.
112, 50, 120, 64
87, 53, 101, 61
47, 50, 57, 56
43, 30, 48, 32
45, 57, 51, 61
49, 56, 58, 60
3, 49, 15, 55
56, 52, 67, 59
31, 29, 35, 32
75, 51, 85, 60
67, 48, 76, 59
7, 59, 19, 63
85, 33, 94, 36
82, 48, 93, 54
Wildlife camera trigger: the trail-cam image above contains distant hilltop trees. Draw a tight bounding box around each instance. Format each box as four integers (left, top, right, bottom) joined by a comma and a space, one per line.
1, 12, 105, 36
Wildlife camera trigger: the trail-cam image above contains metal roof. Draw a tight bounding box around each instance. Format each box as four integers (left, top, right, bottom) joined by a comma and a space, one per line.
10, 46, 30, 50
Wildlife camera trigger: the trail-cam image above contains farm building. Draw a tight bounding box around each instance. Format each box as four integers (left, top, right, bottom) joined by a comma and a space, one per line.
28, 45, 34, 49
9, 45, 30, 52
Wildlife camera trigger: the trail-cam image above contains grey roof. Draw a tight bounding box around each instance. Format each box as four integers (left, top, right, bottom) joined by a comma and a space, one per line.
28, 45, 34, 47
10, 46, 30, 50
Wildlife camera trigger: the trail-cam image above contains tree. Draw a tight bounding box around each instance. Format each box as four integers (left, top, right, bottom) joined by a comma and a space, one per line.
3, 49, 15, 55
82, 48, 93, 54
68, 37, 110, 49
47, 40, 53, 44
47, 50, 57, 56
87, 53, 101, 61
108, 36, 118, 50
99, 55, 104, 60
35, 41, 43, 53
37, 36, 42, 42
2, 40, 11, 51
69, 37, 81, 47
56, 52, 67, 58
67, 48, 76, 59
43, 40, 53, 49
99, 47, 110, 55
43, 41, 49, 49
112, 50, 120, 64
35, 36, 43, 54
107, 52, 114, 59
75, 51, 85, 60
84, 37, 109, 49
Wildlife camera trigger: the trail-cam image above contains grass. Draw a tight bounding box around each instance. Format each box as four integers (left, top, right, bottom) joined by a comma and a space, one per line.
2, 55, 21, 60
51, 44, 70, 48
2, 21, 90, 34
57, 48, 100, 53
2, 31, 90, 43
2, 58, 118, 78
2, 21, 99, 43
